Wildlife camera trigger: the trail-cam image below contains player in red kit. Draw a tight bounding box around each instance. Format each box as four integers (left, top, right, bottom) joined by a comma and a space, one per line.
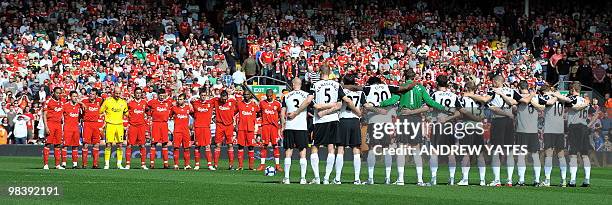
171, 94, 194, 170
80, 88, 103, 169
62, 91, 82, 169
236, 92, 259, 170
212, 90, 238, 170
191, 88, 216, 170
147, 89, 173, 169
257, 89, 283, 171
42, 87, 65, 170
126, 87, 149, 170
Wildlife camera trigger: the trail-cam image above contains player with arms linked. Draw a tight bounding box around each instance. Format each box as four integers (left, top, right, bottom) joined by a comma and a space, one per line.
281, 78, 310, 184
565, 82, 592, 187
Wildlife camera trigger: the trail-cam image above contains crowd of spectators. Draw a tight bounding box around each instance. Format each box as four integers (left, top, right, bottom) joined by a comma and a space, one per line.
0, 0, 610, 148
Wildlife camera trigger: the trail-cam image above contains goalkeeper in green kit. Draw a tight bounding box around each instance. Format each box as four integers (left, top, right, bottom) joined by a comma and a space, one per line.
372, 70, 450, 186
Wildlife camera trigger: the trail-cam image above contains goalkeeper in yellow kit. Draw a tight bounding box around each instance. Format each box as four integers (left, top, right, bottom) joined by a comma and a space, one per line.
100, 87, 129, 169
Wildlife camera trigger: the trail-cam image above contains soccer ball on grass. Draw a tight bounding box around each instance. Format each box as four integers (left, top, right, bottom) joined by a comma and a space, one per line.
264, 166, 276, 176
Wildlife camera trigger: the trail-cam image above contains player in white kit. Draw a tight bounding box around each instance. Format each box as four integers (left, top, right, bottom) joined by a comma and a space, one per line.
565, 82, 592, 187
336, 74, 367, 184
281, 78, 311, 185
430, 75, 462, 185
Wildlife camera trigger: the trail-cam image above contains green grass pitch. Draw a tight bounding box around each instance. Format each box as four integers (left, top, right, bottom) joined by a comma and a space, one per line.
0, 156, 611, 204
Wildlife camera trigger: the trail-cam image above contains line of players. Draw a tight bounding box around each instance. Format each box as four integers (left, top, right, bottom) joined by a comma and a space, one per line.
281, 66, 592, 187
41, 85, 287, 171
39, 65, 593, 187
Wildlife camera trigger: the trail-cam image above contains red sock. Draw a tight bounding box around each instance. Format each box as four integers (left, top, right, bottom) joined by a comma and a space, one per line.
92, 147, 99, 167
162, 147, 169, 166
54, 147, 61, 166
248, 150, 255, 169
126, 147, 132, 165
228, 149, 234, 166
194, 149, 201, 166
43, 147, 50, 166
238, 150, 244, 168
260, 148, 267, 164
183, 149, 190, 166
214, 149, 221, 166
206, 148, 213, 166
273, 147, 280, 164
140, 147, 147, 166
61, 148, 67, 164
82, 147, 89, 167
150, 147, 156, 167
173, 149, 179, 166
71, 148, 78, 164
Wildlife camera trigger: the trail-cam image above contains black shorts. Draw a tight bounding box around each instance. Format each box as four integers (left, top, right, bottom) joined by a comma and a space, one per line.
283, 130, 308, 150
396, 115, 423, 145
516, 133, 540, 153
567, 124, 593, 155
490, 117, 514, 146
431, 132, 456, 146
307, 116, 314, 133
459, 133, 484, 146
543, 133, 565, 150
366, 123, 391, 147
313, 121, 339, 146
338, 118, 361, 147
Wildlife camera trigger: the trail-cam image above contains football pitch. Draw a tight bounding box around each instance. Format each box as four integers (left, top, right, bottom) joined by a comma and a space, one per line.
0, 157, 611, 205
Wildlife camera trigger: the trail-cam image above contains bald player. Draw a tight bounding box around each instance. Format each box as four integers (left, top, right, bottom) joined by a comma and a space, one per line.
281, 78, 310, 184
99, 87, 129, 169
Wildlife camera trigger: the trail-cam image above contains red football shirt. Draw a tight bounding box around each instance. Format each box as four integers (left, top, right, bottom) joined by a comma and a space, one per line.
171, 104, 193, 128
259, 100, 281, 127
44, 98, 64, 123
192, 99, 213, 128
148, 98, 173, 122
62, 102, 81, 128
128, 99, 148, 125
81, 98, 102, 122
237, 101, 259, 131
212, 98, 237, 126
